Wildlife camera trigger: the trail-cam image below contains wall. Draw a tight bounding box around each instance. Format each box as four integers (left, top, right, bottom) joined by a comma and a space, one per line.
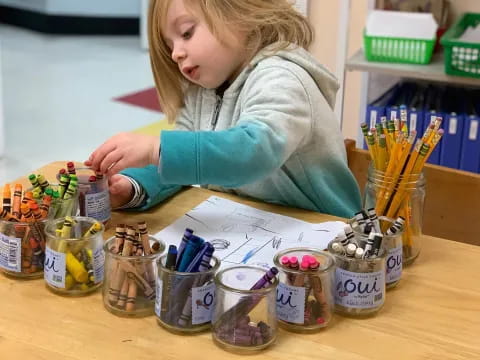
308, 0, 480, 141
0, 0, 140, 16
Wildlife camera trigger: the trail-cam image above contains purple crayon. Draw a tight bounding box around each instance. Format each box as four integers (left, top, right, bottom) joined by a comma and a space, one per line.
251, 267, 279, 290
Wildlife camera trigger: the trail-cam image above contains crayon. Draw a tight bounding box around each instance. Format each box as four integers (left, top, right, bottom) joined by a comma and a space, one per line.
2, 184, 11, 213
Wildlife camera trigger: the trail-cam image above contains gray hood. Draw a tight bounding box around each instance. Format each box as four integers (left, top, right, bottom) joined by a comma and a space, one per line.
228, 44, 340, 109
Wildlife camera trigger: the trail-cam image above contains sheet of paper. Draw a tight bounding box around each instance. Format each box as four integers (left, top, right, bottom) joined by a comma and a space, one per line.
154, 196, 345, 269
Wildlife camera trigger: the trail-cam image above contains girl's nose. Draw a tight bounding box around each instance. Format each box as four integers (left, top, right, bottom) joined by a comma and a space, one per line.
171, 45, 186, 63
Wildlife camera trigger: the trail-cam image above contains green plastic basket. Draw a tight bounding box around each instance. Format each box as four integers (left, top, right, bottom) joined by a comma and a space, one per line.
440, 13, 480, 79
364, 31, 436, 65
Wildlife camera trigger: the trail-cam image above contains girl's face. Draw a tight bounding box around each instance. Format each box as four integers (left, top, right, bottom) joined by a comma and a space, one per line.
162, 0, 248, 89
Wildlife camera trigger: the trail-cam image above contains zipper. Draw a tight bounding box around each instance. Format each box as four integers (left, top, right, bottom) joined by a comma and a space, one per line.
210, 95, 223, 130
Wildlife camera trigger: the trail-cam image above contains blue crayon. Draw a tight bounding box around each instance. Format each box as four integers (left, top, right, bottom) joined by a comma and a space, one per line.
175, 228, 194, 269
184, 242, 214, 273
165, 245, 178, 270
177, 235, 204, 272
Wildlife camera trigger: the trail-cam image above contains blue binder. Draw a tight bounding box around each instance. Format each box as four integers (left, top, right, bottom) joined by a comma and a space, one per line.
440, 112, 464, 169
459, 95, 480, 173
440, 88, 465, 169
407, 83, 427, 136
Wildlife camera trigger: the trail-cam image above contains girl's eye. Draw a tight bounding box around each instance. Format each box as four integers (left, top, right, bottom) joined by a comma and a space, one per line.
182, 26, 194, 39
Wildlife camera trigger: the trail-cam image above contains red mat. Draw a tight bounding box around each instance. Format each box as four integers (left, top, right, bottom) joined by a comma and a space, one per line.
114, 87, 162, 112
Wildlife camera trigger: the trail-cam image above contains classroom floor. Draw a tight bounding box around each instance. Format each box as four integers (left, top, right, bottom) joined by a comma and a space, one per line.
0, 24, 164, 185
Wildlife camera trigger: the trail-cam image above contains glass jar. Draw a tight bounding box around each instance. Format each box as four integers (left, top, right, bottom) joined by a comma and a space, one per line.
364, 165, 425, 266
212, 266, 278, 353
273, 248, 335, 332
349, 216, 404, 289
44, 216, 104, 296
0, 219, 46, 279
328, 241, 386, 317
76, 168, 111, 226
103, 235, 165, 317
156, 254, 220, 332
47, 186, 80, 219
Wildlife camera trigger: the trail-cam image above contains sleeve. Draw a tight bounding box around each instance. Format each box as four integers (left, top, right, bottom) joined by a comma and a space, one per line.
159, 66, 313, 187
120, 165, 183, 211
114, 175, 147, 210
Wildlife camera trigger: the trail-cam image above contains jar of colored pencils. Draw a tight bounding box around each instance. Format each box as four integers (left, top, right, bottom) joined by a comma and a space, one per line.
212, 266, 278, 353
364, 165, 425, 266
273, 248, 335, 332
44, 216, 105, 296
156, 254, 220, 332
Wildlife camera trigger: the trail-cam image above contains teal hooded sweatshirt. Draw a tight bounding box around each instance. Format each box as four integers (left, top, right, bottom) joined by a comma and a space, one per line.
122, 44, 361, 218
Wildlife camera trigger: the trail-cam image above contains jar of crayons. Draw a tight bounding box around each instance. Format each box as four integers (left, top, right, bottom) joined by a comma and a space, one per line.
156, 229, 220, 332
273, 248, 335, 332
364, 165, 425, 266
349, 212, 405, 289
0, 218, 46, 279
1, 180, 67, 279
74, 167, 111, 226
328, 225, 386, 317
44, 216, 104, 296
212, 266, 278, 353
103, 222, 165, 317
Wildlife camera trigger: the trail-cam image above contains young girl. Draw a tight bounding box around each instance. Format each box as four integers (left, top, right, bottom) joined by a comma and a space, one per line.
85, 0, 361, 217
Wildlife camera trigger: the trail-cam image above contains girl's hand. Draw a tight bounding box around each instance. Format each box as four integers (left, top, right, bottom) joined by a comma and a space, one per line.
85, 133, 160, 175
108, 174, 134, 209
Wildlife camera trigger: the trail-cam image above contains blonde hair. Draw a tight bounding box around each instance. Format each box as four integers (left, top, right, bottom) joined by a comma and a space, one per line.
148, 0, 314, 122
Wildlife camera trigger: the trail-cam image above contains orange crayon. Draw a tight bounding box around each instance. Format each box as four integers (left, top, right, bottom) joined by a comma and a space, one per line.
0, 208, 19, 222
12, 184, 22, 218
2, 184, 11, 213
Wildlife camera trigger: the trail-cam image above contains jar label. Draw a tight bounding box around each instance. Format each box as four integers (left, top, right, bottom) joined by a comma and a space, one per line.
85, 189, 111, 223
191, 282, 216, 325
0, 233, 21, 272
44, 247, 66, 288
386, 245, 402, 284
155, 278, 163, 317
93, 245, 105, 284
276, 282, 306, 324
334, 268, 384, 309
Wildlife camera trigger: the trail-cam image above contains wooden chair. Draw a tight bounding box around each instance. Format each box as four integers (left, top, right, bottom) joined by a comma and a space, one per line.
345, 139, 480, 246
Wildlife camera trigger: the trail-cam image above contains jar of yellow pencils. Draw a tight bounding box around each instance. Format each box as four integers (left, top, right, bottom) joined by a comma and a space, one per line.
361, 114, 442, 266
103, 222, 165, 317
44, 216, 104, 296
364, 165, 425, 266
273, 248, 335, 332
212, 266, 279, 353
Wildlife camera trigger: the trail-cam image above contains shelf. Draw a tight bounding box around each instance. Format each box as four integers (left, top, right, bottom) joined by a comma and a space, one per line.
346, 49, 480, 87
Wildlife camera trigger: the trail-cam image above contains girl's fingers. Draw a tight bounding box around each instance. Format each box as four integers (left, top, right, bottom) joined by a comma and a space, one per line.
107, 159, 127, 176
99, 151, 123, 174
90, 141, 118, 171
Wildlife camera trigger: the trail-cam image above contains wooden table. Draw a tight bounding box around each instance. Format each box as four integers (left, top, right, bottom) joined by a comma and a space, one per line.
1, 162, 479, 360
